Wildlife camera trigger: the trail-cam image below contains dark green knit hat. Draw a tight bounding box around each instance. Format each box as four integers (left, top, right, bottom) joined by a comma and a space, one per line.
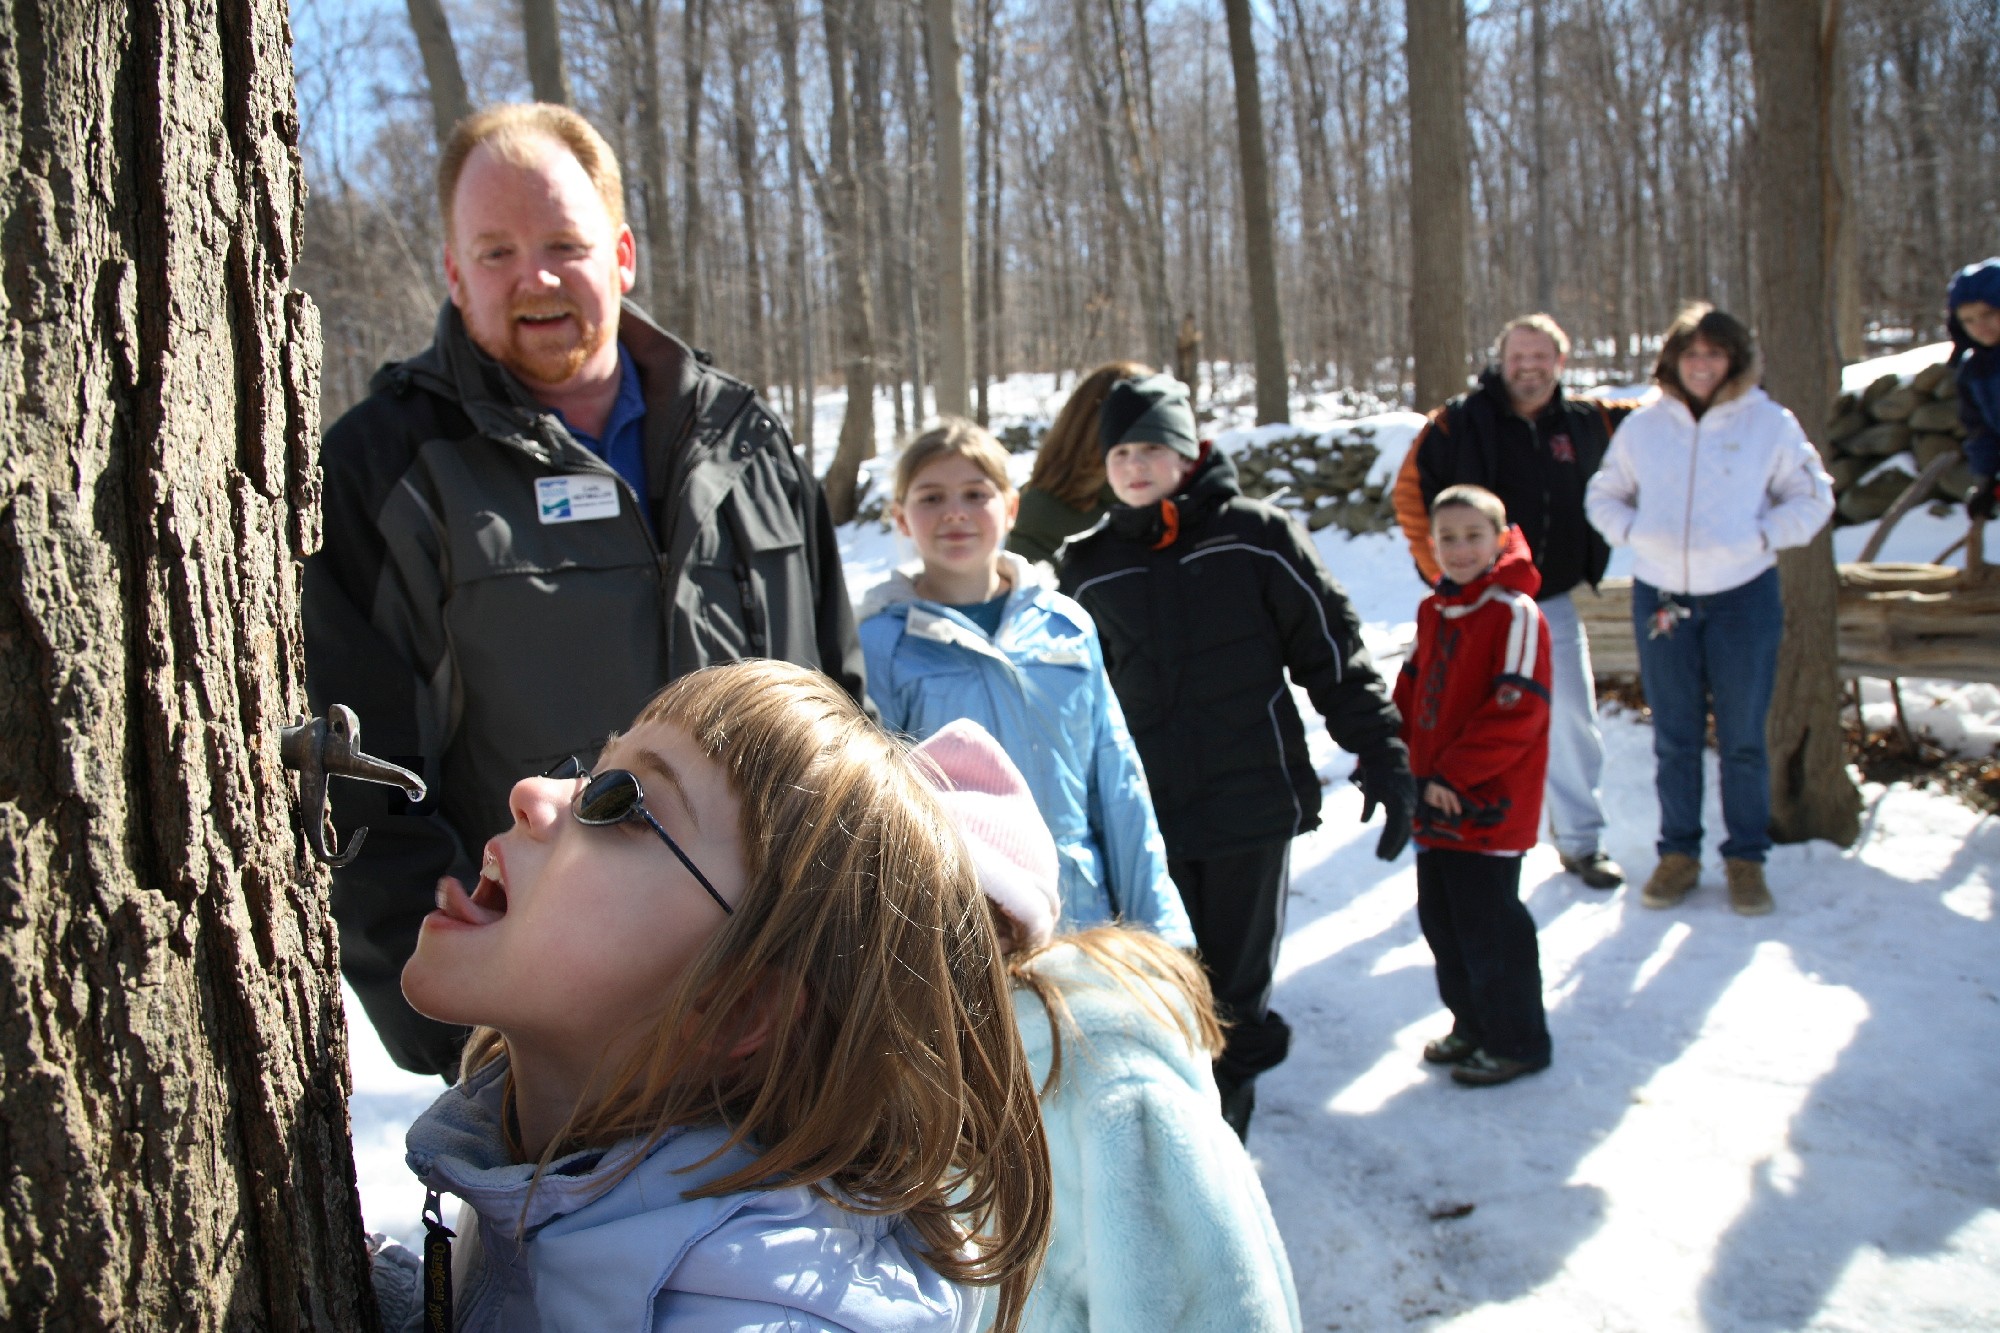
1098, 373, 1199, 459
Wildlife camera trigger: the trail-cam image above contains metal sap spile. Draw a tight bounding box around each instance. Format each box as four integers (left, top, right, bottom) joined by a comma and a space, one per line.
279, 704, 427, 867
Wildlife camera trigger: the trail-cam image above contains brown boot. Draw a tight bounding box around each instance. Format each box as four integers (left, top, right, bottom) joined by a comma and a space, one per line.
1726, 859, 1774, 916
1641, 853, 1700, 909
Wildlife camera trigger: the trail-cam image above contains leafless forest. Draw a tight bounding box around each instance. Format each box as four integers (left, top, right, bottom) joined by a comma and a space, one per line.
294, 0, 2000, 452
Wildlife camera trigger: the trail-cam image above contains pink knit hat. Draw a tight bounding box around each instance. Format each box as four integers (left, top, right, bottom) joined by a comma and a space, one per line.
911, 719, 1062, 950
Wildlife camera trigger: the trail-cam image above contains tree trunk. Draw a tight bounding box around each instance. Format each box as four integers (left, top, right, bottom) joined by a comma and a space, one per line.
1750, 0, 1862, 848
623, 0, 679, 325
726, 11, 769, 398
678, 0, 711, 346
821, 0, 877, 522
770, 0, 816, 463
897, 2, 931, 422
1222, 0, 1289, 424
406, 0, 472, 147
922, 0, 972, 418
1, 1, 373, 1325
1531, 0, 1553, 313
522, 0, 573, 105
1407, 0, 1468, 412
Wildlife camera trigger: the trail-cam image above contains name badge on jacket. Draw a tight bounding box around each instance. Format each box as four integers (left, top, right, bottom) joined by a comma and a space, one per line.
536, 475, 621, 524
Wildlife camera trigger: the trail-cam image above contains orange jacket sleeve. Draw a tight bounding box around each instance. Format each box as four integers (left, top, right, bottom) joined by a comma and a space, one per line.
1393, 414, 1446, 586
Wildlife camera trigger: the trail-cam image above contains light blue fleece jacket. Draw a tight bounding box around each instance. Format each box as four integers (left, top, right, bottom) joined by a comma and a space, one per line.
371, 1056, 981, 1332
859, 554, 1193, 948
1009, 944, 1300, 1333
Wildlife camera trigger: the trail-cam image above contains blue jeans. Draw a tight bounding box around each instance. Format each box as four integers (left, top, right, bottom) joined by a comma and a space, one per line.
1539, 591, 1608, 858
1631, 569, 1782, 863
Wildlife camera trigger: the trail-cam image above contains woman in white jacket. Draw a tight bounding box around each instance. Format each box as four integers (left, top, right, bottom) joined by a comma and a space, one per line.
1585, 304, 1834, 916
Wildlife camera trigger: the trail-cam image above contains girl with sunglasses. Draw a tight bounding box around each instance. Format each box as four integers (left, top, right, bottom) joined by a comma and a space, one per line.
369, 659, 1051, 1332
858, 417, 1193, 948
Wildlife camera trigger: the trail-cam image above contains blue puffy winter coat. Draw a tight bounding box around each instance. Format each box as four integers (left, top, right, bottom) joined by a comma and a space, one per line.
1008, 942, 1300, 1333
369, 1056, 980, 1332
859, 554, 1193, 947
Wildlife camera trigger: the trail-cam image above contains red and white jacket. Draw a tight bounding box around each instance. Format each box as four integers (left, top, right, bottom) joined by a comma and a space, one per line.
1393, 526, 1552, 854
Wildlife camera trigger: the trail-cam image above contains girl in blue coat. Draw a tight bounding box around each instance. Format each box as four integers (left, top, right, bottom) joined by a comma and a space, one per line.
859, 418, 1193, 946
911, 720, 1300, 1333
368, 661, 1051, 1331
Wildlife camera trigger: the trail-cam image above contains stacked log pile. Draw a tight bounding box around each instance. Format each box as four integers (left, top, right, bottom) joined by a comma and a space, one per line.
1574, 566, 2000, 685
1825, 359, 1974, 524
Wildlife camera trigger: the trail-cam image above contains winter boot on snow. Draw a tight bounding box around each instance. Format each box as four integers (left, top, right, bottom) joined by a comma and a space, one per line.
1726, 859, 1774, 916
1422, 1032, 1479, 1065
1640, 853, 1700, 909
1560, 850, 1625, 890
1450, 1049, 1549, 1087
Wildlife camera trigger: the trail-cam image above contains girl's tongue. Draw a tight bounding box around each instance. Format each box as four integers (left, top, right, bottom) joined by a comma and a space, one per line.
436, 873, 507, 926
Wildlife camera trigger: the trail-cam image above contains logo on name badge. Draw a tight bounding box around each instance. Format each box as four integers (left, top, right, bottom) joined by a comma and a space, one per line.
536, 475, 621, 524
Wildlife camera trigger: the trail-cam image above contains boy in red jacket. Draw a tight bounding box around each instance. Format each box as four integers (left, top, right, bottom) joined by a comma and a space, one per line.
1393, 485, 1554, 1087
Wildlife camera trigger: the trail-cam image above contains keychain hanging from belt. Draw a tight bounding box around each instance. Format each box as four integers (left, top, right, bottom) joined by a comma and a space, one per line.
1648, 594, 1691, 640
423, 1189, 455, 1332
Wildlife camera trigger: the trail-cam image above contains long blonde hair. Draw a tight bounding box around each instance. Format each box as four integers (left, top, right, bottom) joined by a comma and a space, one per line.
1025, 360, 1153, 509
1006, 923, 1224, 1095
461, 660, 1051, 1329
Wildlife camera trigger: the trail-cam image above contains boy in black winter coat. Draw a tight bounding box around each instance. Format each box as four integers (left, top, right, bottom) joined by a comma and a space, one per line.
1058, 373, 1416, 1137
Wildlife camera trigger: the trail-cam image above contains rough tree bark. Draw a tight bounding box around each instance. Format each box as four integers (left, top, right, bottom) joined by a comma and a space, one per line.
922, 0, 972, 418
678, 0, 710, 346
1222, 0, 1289, 424
820, 0, 878, 522
1, 0, 373, 1326
1750, 0, 1862, 847
522, 0, 574, 105
406, 0, 472, 147
1407, 0, 1469, 412
770, 0, 817, 463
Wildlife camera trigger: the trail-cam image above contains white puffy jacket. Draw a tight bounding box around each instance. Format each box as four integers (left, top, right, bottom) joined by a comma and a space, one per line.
1585, 379, 1834, 596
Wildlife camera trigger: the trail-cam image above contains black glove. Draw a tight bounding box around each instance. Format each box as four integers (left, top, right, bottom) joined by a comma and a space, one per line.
1968, 475, 1998, 522
1354, 739, 1417, 862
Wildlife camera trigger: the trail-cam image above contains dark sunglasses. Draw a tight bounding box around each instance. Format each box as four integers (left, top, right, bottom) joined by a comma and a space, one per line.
544, 756, 733, 915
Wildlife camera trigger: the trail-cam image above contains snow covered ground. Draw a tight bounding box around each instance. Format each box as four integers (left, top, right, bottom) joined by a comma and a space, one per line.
347, 362, 2000, 1330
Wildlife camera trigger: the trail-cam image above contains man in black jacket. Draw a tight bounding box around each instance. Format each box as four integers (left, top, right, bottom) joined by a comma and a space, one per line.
1392, 315, 1639, 892
1060, 374, 1415, 1137
304, 104, 865, 1076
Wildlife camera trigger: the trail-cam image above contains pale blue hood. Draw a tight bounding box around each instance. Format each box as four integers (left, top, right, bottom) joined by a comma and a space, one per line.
383, 1057, 980, 1333
858, 555, 1193, 949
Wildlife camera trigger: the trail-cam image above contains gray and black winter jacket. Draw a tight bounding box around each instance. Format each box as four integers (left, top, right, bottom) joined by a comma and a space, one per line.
304, 301, 864, 1075
1057, 448, 1402, 862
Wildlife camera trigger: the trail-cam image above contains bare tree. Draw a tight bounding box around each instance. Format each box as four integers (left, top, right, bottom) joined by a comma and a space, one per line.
820, 0, 879, 521
1750, 0, 1863, 847
923, 0, 973, 417
1408, 0, 1469, 410
726, 6, 771, 397
1223, 0, 1290, 422
407, 0, 472, 146
523, 0, 575, 104
1, 0, 374, 1324
679, 0, 711, 343
770, 0, 817, 462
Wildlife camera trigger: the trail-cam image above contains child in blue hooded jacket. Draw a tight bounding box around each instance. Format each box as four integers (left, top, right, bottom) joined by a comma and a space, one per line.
860, 417, 1193, 947
911, 719, 1300, 1333
1946, 257, 2000, 520
366, 661, 1052, 1332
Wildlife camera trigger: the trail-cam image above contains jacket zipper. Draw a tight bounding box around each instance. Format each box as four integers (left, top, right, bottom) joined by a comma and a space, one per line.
1680, 406, 1701, 593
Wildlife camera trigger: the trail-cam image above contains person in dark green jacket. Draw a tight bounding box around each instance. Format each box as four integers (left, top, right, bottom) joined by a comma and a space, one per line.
1007, 359, 1149, 564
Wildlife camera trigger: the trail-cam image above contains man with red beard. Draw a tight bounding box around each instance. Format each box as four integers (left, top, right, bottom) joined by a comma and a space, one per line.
1391, 315, 1641, 897
304, 104, 864, 1076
